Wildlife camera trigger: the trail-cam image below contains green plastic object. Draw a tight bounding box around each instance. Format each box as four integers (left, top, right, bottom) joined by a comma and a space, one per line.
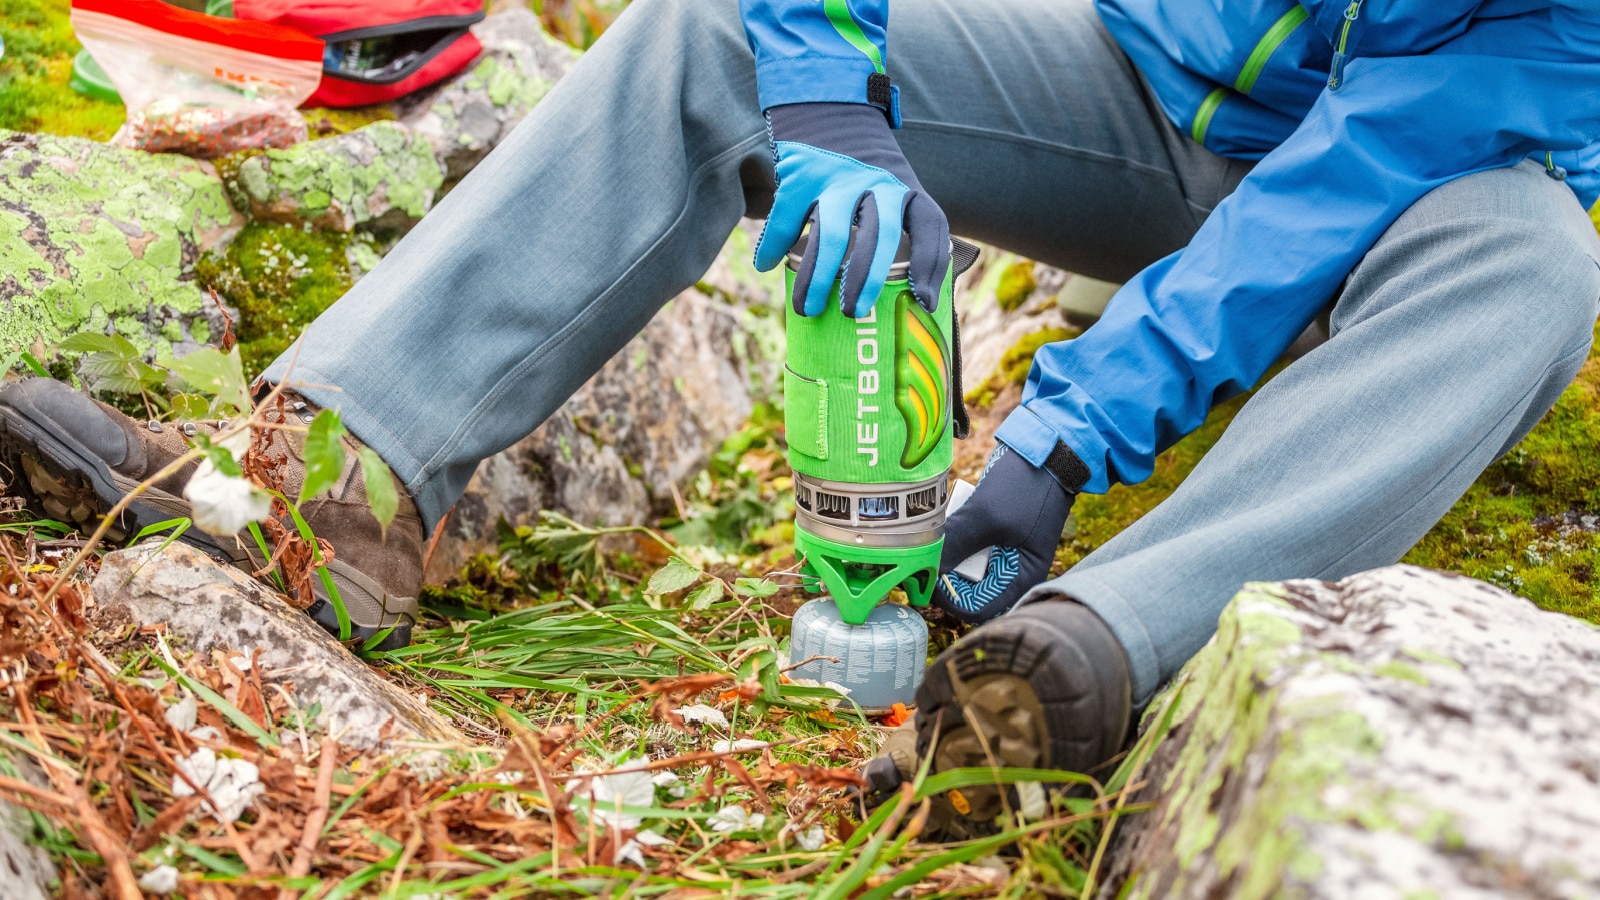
784, 256, 958, 625
794, 529, 942, 620
69, 50, 121, 105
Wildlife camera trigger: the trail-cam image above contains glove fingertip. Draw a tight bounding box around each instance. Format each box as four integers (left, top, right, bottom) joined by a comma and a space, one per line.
905, 193, 951, 311
755, 216, 804, 273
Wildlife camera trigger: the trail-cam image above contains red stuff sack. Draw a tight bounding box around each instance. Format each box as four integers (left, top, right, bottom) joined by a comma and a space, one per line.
232, 0, 485, 107
71, 0, 323, 157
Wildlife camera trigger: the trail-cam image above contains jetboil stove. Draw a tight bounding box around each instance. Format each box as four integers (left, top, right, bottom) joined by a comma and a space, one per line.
782, 235, 979, 713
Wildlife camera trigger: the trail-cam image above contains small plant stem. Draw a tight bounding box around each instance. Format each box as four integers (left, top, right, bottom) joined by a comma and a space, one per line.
1079, 678, 1186, 899
0, 773, 72, 808
280, 736, 337, 900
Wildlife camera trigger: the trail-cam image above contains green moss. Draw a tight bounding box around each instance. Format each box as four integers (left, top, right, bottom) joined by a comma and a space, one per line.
993, 260, 1038, 312
965, 326, 1078, 408
301, 106, 398, 137
194, 222, 350, 375
1371, 661, 1428, 685
0, 0, 126, 140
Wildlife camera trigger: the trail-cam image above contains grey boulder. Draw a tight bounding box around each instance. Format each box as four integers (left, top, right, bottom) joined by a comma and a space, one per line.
92, 542, 464, 751
403, 8, 581, 181
426, 286, 765, 580
1105, 564, 1600, 900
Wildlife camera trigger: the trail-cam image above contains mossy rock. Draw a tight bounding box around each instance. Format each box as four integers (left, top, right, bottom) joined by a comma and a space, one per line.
194, 222, 358, 376
993, 259, 1037, 312
0, 129, 241, 362
964, 326, 1077, 408
222, 122, 445, 233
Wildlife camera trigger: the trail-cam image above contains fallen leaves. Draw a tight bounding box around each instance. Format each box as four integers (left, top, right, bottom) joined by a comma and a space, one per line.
0, 531, 879, 896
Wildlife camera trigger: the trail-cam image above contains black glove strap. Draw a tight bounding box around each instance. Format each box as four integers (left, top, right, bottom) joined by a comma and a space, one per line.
866, 73, 902, 128
946, 238, 979, 441
1043, 441, 1091, 495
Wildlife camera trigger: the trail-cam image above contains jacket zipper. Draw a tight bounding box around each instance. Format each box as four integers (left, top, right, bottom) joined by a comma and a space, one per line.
318, 13, 486, 44
320, 13, 485, 85
1327, 0, 1363, 90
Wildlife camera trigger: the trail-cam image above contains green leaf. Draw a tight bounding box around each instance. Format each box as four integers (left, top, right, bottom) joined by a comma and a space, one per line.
169, 393, 211, 420
646, 556, 701, 596
685, 579, 724, 610
60, 333, 162, 396
131, 517, 192, 545
57, 333, 124, 354
197, 437, 242, 477
733, 577, 778, 598
166, 347, 250, 414
299, 410, 348, 504
357, 446, 397, 534
17, 352, 47, 378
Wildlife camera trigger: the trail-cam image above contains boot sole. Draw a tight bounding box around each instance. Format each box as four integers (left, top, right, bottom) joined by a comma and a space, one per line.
913, 606, 1127, 830
0, 407, 413, 651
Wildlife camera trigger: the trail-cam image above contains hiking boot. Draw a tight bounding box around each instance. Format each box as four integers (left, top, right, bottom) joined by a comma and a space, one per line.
857, 716, 919, 812
876, 599, 1132, 835
0, 377, 424, 650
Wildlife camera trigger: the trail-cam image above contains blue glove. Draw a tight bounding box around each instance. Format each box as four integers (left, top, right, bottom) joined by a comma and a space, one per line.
935, 443, 1079, 624
753, 102, 950, 318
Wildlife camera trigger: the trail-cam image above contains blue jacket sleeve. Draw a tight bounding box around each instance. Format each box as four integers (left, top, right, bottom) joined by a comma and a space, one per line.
996, 7, 1600, 494
739, 0, 889, 110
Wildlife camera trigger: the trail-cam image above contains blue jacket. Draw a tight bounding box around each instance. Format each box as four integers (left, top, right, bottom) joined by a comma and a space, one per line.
742, 1, 1600, 494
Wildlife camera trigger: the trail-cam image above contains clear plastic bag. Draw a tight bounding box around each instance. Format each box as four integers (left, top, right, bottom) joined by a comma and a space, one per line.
71, 0, 324, 158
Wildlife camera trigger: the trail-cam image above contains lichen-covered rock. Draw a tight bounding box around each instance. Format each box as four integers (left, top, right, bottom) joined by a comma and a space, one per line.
1056, 273, 1119, 327
0, 130, 242, 357
694, 220, 787, 400
1105, 565, 1600, 900
0, 754, 56, 900
427, 287, 767, 580
223, 122, 445, 232
404, 8, 581, 181
92, 542, 465, 750
956, 250, 1074, 394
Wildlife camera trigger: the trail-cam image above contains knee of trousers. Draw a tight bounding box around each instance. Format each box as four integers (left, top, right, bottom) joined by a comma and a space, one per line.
1335, 163, 1600, 361
621, 0, 744, 49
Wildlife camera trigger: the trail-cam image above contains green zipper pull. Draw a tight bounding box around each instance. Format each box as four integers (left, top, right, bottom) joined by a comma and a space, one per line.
1546, 151, 1568, 181
1328, 0, 1364, 90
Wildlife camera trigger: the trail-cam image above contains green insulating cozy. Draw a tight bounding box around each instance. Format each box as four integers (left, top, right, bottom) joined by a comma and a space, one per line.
784, 241, 960, 626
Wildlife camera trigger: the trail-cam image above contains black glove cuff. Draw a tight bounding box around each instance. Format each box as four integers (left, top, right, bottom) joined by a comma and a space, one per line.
1043, 441, 1090, 495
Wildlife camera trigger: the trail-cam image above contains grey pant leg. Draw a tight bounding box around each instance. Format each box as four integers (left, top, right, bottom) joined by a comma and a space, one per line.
1041, 160, 1600, 705
263, 0, 1236, 529
262, 0, 773, 528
